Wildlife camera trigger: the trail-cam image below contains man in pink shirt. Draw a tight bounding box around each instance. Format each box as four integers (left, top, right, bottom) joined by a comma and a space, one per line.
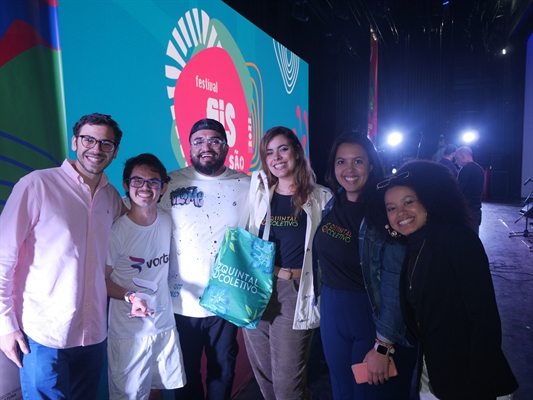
0, 113, 125, 399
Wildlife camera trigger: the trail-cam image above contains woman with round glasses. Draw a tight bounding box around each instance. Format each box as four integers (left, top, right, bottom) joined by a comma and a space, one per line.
244, 126, 332, 400
313, 133, 417, 399
380, 160, 518, 399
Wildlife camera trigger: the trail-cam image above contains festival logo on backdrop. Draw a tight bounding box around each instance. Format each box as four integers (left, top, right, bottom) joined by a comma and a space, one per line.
164, 8, 255, 173
173, 47, 250, 171
164, 7, 309, 173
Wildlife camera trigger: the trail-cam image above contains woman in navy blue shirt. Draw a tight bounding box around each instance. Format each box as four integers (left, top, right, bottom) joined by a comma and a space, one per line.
314, 133, 417, 399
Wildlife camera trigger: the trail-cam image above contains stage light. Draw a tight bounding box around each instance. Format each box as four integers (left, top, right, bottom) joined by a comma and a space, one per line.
462, 130, 479, 143
502, 48, 507, 55
387, 131, 403, 146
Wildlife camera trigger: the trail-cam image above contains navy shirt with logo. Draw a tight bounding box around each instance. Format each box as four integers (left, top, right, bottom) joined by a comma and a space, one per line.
260, 192, 306, 270
314, 193, 366, 291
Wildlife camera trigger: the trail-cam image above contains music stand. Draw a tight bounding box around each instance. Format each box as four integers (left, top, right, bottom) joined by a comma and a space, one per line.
509, 186, 533, 239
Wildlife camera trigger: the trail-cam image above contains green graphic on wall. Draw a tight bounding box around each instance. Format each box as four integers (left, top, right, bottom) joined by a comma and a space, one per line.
0, 0, 67, 213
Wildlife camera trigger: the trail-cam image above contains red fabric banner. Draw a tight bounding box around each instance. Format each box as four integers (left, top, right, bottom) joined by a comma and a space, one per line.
368, 28, 379, 143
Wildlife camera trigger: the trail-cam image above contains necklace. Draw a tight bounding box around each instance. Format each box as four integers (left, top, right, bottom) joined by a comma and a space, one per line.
275, 187, 294, 195
409, 239, 426, 290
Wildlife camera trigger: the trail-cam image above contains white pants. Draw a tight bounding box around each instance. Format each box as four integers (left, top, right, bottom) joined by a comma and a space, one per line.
419, 356, 439, 400
108, 328, 186, 400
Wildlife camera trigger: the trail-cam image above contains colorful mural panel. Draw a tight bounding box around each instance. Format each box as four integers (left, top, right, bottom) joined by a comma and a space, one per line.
59, 0, 309, 188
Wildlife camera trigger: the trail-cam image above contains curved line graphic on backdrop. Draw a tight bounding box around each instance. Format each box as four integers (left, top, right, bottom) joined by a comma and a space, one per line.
246, 62, 263, 171
0, 156, 34, 173
164, 8, 221, 162
0, 131, 62, 166
273, 40, 300, 95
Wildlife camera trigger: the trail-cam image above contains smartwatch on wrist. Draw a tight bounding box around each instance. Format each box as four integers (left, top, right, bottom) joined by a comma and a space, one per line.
124, 291, 136, 303
374, 338, 395, 355
374, 342, 390, 356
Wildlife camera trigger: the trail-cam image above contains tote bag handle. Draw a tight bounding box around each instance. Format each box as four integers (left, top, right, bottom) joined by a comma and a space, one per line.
238, 170, 271, 240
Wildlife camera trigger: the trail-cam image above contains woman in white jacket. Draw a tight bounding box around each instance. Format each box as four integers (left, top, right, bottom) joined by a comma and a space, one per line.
243, 126, 332, 400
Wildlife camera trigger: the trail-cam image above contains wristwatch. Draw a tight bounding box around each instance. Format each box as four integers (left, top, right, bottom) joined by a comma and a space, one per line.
374, 342, 390, 356
124, 291, 136, 303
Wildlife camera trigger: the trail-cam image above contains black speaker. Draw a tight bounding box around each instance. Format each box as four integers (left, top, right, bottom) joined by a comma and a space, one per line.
490, 170, 509, 200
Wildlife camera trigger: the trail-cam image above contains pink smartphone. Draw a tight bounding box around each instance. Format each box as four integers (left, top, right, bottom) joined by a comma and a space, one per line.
351, 357, 398, 384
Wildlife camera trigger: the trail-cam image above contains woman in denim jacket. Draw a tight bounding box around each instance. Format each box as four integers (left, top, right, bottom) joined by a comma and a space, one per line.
313, 133, 417, 399
381, 161, 517, 399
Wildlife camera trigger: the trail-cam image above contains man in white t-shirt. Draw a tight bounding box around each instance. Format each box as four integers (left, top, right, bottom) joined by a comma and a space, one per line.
159, 119, 250, 400
106, 153, 185, 399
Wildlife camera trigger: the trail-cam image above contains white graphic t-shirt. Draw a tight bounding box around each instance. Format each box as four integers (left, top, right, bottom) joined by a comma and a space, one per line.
107, 210, 175, 339
159, 166, 250, 318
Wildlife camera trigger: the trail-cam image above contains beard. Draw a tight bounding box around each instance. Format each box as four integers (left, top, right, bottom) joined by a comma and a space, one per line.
191, 152, 226, 176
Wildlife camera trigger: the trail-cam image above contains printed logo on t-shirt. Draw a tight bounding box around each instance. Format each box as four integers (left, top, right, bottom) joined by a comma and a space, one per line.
128, 254, 169, 273
129, 256, 144, 272
262, 215, 299, 227
170, 186, 204, 207
170, 283, 183, 298
321, 223, 352, 242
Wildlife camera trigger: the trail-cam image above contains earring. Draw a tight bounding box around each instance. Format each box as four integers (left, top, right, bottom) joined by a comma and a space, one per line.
385, 224, 400, 238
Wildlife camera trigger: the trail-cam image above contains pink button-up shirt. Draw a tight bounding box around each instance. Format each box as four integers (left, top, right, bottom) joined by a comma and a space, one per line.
0, 160, 123, 348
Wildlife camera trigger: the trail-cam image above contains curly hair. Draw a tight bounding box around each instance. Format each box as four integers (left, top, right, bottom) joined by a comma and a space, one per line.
73, 113, 123, 146
259, 126, 316, 216
380, 160, 471, 227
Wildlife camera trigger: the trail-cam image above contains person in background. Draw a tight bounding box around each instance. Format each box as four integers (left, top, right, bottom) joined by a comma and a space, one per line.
244, 126, 332, 400
0, 113, 125, 399
106, 154, 185, 399
438, 144, 458, 178
431, 135, 446, 162
380, 160, 518, 400
455, 146, 485, 234
313, 133, 417, 399
159, 118, 250, 400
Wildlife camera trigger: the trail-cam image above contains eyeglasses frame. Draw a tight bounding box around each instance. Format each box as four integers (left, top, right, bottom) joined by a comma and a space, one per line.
78, 134, 116, 153
376, 171, 412, 189
190, 137, 227, 149
127, 177, 165, 189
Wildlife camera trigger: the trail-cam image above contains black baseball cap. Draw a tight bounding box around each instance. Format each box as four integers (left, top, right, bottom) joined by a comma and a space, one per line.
189, 118, 227, 142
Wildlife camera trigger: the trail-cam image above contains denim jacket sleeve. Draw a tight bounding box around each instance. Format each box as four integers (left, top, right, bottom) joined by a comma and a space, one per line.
359, 219, 412, 347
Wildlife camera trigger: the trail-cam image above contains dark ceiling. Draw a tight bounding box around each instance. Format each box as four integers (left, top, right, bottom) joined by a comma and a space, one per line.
225, 0, 532, 63
223, 0, 532, 198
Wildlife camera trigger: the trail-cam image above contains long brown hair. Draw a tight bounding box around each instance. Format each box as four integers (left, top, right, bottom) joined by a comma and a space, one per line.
259, 126, 316, 216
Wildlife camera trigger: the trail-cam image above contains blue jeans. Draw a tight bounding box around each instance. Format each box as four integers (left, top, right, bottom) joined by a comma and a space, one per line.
320, 285, 417, 400
19, 335, 106, 400
173, 314, 239, 400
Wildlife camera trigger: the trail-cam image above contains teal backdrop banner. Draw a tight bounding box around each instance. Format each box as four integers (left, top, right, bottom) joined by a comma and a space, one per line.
59, 0, 309, 189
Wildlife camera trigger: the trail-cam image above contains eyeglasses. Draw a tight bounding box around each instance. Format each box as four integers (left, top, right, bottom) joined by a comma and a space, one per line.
127, 177, 164, 189
376, 172, 412, 189
78, 135, 116, 153
190, 138, 226, 149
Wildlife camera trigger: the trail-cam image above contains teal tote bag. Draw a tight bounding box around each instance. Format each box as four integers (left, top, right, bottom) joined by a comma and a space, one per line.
200, 171, 274, 329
